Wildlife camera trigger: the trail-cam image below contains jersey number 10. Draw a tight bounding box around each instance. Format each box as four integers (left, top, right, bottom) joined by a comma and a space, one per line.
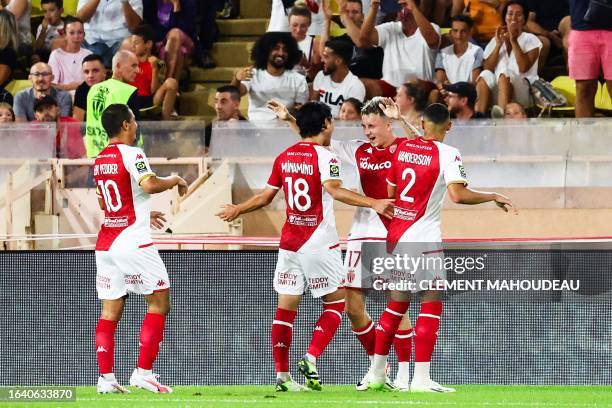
284, 177, 312, 211
97, 180, 123, 212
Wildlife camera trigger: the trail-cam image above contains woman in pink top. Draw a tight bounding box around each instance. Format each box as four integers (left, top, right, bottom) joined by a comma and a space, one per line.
48, 16, 92, 94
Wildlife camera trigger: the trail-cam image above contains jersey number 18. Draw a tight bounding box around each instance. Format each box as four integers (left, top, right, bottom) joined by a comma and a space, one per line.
284, 176, 312, 211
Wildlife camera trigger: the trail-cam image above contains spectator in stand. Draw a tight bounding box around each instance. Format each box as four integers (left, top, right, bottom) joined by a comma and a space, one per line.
394, 82, 427, 125
32, 0, 65, 64
1, 0, 32, 54
13, 62, 72, 122
194, 0, 221, 68
420, 0, 452, 26
443, 81, 486, 119
504, 101, 526, 118
358, 0, 441, 99
77, 0, 143, 67
231, 32, 308, 121
0, 10, 18, 94
143, 0, 197, 81
129, 24, 178, 120
33, 95, 85, 158
0, 102, 14, 122
338, 97, 363, 120
475, 1, 541, 116
288, 5, 322, 81
435, 15, 483, 86
524, 0, 568, 74
320, 0, 384, 80
567, 0, 612, 118
201, 85, 247, 154
312, 39, 365, 118
73, 54, 106, 121
48, 17, 92, 95
451, 0, 504, 46
269, 0, 326, 36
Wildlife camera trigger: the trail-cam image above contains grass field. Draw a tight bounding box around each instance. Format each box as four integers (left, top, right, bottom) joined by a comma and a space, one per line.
21, 385, 612, 407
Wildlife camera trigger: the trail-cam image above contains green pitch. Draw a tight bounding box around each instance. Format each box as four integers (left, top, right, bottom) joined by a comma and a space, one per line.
30, 385, 612, 407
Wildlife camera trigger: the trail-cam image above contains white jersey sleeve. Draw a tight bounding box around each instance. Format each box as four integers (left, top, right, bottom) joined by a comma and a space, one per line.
440, 146, 468, 186
330, 139, 361, 166
123, 147, 156, 186
317, 147, 343, 184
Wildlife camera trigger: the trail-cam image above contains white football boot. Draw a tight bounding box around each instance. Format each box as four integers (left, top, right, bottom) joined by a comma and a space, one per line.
96, 375, 130, 394
129, 369, 173, 393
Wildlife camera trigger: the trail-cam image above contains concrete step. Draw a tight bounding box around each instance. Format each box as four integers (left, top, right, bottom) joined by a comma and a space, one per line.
240, 0, 272, 19
217, 18, 269, 37
211, 41, 254, 68
178, 89, 249, 116
188, 66, 240, 83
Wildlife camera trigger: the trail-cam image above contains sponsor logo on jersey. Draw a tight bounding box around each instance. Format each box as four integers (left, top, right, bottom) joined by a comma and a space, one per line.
455, 155, 461, 162
394, 207, 418, 221
288, 151, 313, 157
274, 342, 287, 348
308, 276, 329, 290
135, 161, 147, 174
281, 162, 314, 175
314, 325, 324, 332
397, 151, 433, 166
136, 153, 144, 160
458, 164, 467, 179
156, 280, 166, 287
104, 216, 129, 228
277, 272, 297, 286
359, 157, 391, 171
97, 346, 107, 353
288, 214, 318, 227
375, 324, 385, 332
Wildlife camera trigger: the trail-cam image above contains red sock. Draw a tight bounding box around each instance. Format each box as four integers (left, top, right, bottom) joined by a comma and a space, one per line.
352, 320, 375, 356
414, 301, 442, 362
137, 313, 167, 370
393, 328, 414, 362
374, 301, 409, 356
95, 318, 118, 374
272, 308, 297, 372
307, 299, 345, 358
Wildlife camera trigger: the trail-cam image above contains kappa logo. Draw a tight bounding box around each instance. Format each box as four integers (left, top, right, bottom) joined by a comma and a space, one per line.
314, 326, 324, 332
330, 158, 339, 164
455, 155, 461, 162
365, 147, 373, 154
157, 280, 166, 287
96, 346, 107, 353
375, 324, 385, 332
274, 342, 287, 348
136, 153, 144, 160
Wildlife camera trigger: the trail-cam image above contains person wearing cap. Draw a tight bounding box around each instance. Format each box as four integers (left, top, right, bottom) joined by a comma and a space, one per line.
33, 95, 86, 158
443, 81, 486, 120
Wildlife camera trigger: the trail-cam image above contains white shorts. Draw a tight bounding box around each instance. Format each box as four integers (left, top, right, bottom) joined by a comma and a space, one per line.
479, 69, 532, 108
343, 239, 387, 289
274, 247, 344, 298
95, 246, 170, 300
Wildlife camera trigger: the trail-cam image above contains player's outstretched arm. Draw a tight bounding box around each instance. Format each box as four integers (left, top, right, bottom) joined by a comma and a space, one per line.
267, 100, 301, 135
323, 179, 395, 219
378, 97, 420, 140
216, 187, 278, 222
447, 183, 518, 213
141, 175, 188, 196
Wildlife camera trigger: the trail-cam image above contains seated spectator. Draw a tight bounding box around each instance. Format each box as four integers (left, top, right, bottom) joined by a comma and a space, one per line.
525, 0, 568, 73
0, 101, 14, 122
73, 54, 106, 121
443, 81, 486, 119
289, 5, 322, 81
475, 1, 541, 115
504, 101, 526, 118
77, 0, 143, 67
0, 10, 18, 91
48, 17, 92, 94
451, 0, 503, 46
231, 32, 308, 121
312, 39, 365, 117
32, 0, 65, 64
435, 15, 483, 87
394, 82, 427, 125
338, 97, 363, 120
13, 62, 72, 122
129, 25, 178, 120
269, 0, 325, 36
359, 0, 441, 98
144, 0, 197, 81
33, 95, 85, 158
202, 85, 247, 154
3, 0, 32, 54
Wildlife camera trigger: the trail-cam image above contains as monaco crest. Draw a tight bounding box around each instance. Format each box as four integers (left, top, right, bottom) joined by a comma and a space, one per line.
389, 144, 397, 154
347, 271, 355, 283
92, 86, 110, 121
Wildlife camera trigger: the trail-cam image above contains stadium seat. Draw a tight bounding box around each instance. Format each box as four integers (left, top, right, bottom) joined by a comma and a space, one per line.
595, 82, 612, 111
440, 27, 451, 35
5, 80, 31, 96
537, 76, 577, 116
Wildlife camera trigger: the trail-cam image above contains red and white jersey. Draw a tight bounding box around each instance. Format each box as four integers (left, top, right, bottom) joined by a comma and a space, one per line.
267, 141, 342, 253
386, 137, 468, 245
94, 142, 156, 251
331, 138, 403, 241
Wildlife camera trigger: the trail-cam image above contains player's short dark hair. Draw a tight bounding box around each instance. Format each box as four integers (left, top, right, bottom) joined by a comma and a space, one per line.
251, 32, 302, 70
82, 53, 104, 66
502, 0, 529, 21
101, 104, 133, 137
295, 101, 332, 138
216, 85, 241, 102
402, 83, 428, 111
450, 14, 474, 28
63, 16, 84, 28
133, 24, 156, 44
423, 103, 450, 125
360, 96, 386, 117
41, 0, 62, 8
324, 39, 353, 65
288, 6, 312, 22
343, 97, 363, 113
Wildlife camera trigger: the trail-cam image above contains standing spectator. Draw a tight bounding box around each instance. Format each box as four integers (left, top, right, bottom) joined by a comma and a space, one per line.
435, 15, 483, 86
451, 0, 503, 46
504, 101, 526, 118
420, 0, 452, 26
129, 25, 178, 120
269, 0, 325, 36
475, 1, 541, 115
33, 0, 65, 64
231, 32, 308, 121
2, 0, 32, 54
359, 0, 441, 98
195, 0, 221, 68
73, 54, 106, 121
567, 0, 612, 118
312, 39, 365, 118
338, 97, 363, 120
85, 50, 140, 157
443, 81, 486, 119
33, 95, 86, 158
144, 0, 197, 81
525, 0, 568, 74
0, 102, 14, 122
289, 6, 322, 81
394, 82, 427, 125
0, 10, 18, 92
48, 17, 92, 94
13, 62, 72, 122
201, 85, 247, 154
77, 0, 143, 67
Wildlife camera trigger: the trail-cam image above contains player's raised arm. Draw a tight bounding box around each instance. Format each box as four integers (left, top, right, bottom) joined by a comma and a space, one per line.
216, 187, 279, 222
268, 99, 301, 135
378, 97, 420, 140
447, 183, 517, 213
323, 179, 395, 219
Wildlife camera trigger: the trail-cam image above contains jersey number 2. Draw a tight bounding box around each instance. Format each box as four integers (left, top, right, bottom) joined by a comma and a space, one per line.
400, 168, 416, 203
284, 177, 311, 211
98, 180, 123, 212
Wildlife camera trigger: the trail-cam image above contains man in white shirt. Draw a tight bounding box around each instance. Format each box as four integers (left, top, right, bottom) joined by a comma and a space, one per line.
312, 39, 366, 118
358, 0, 440, 98
231, 32, 308, 121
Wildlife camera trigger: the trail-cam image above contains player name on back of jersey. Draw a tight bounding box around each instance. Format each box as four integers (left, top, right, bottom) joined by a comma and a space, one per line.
281, 162, 314, 175
93, 163, 119, 176
397, 151, 433, 166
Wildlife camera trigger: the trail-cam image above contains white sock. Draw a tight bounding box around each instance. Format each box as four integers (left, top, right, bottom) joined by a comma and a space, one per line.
277, 371, 291, 382
101, 373, 116, 382
305, 353, 316, 364
395, 362, 410, 384
412, 362, 431, 383
137, 368, 152, 376
368, 354, 374, 363
371, 354, 388, 380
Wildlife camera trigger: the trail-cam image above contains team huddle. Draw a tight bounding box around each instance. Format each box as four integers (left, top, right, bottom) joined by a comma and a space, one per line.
91, 99, 515, 394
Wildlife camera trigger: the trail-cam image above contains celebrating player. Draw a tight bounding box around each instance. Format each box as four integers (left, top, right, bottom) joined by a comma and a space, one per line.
216, 101, 394, 392
368, 103, 517, 392
93, 104, 188, 394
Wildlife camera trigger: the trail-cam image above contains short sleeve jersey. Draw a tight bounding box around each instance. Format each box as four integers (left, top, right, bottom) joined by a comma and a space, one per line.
386, 137, 468, 244
93, 143, 156, 251
266, 141, 342, 253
